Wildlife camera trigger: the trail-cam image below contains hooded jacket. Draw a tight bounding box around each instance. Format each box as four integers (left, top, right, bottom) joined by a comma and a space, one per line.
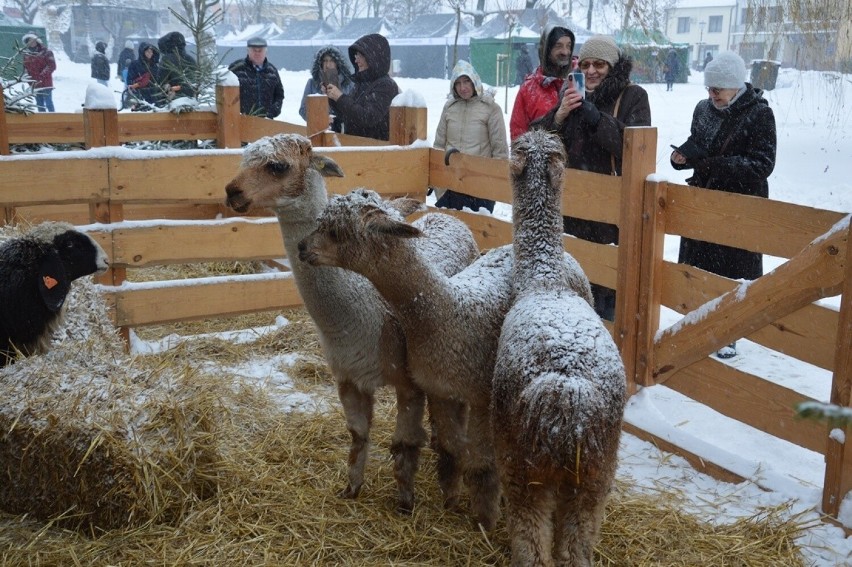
434, 60, 507, 160
22, 38, 55, 89
298, 46, 355, 132
91, 41, 110, 81
229, 51, 285, 119
332, 34, 399, 140
117, 42, 135, 77
535, 54, 651, 244
126, 42, 161, 105
157, 31, 197, 98
672, 84, 776, 279
509, 25, 575, 139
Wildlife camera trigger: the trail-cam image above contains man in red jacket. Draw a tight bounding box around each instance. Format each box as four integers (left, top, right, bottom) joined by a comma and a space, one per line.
21, 32, 56, 112
509, 25, 574, 140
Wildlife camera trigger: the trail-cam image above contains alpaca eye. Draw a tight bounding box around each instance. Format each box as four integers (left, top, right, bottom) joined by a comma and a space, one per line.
267, 162, 289, 176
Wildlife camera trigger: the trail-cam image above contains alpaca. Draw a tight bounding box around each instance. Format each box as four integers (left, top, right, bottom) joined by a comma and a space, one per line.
297, 188, 593, 531
224, 134, 479, 513
493, 130, 627, 566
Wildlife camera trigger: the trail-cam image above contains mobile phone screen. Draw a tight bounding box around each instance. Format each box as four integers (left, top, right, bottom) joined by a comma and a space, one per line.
322, 69, 339, 88
570, 71, 585, 99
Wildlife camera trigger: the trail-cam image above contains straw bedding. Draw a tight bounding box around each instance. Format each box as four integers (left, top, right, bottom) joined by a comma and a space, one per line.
0, 253, 809, 564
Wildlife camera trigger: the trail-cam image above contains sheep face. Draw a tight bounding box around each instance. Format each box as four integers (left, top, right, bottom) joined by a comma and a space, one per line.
510, 131, 566, 202
224, 134, 343, 214
52, 230, 110, 280
297, 189, 422, 272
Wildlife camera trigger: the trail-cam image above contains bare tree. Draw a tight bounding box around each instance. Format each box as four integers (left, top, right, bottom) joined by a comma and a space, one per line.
7, 0, 48, 25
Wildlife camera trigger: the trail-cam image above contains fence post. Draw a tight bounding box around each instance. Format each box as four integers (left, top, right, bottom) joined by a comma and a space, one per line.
822, 220, 852, 518
83, 108, 119, 148
0, 84, 9, 155
614, 126, 658, 395
389, 106, 427, 146
306, 95, 331, 147
216, 84, 241, 149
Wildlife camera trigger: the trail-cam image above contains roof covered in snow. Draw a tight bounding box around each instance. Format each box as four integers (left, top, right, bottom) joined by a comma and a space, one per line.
392, 13, 469, 39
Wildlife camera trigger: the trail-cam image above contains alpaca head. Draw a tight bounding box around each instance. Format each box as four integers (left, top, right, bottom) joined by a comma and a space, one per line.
297, 188, 423, 272
509, 130, 566, 209
225, 134, 344, 214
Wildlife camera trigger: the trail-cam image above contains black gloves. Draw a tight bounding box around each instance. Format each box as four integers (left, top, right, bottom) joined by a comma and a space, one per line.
577, 100, 601, 128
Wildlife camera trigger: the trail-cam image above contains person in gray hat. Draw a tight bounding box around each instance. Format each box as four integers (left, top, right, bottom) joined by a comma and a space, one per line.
228, 37, 285, 119
534, 34, 651, 322
670, 51, 776, 358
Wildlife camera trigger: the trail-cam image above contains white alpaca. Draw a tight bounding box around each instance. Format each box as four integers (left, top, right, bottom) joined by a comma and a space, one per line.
493, 130, 627, 566
224, 134, 479, 513
297, 187, 593, 531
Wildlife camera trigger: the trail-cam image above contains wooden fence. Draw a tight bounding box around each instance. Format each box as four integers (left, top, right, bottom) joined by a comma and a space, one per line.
1, 85, 850, 522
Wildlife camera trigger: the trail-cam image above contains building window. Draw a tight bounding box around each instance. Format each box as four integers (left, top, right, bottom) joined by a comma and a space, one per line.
677, 17, 690, 34
708, 15, 722, 33
768, 5, 782, 23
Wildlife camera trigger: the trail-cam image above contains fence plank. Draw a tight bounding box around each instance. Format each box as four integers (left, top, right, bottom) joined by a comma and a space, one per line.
216, 85, 241, 149
104, 274, 301, 327
109, 154, 243, 203
5, 113, 86, 144
0, 85, 9, 155
655, 227, 847, 382
0, 157, 109, 205
117, 112, 218, 142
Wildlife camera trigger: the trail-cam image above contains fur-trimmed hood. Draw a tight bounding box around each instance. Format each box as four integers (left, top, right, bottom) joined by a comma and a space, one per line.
586, 55, 633, 108
310, 46, 354, 86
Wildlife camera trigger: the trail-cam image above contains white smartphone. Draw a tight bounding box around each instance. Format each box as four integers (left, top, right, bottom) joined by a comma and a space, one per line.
569, 71, 585, 99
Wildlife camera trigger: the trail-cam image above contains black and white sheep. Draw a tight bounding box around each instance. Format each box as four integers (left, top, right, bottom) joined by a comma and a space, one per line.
0, 222, 110, 366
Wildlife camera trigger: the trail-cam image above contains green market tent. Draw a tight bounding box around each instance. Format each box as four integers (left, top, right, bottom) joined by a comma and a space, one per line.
0, 14, 46, 76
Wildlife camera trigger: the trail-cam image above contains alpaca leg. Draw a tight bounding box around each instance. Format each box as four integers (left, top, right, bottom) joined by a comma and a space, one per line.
390, 381, 427, 514
336, 380, 374, 499
503, 474, 556, 567
464, 406, 501, 531
426, 396, 468, 511
554, 484, 607, 567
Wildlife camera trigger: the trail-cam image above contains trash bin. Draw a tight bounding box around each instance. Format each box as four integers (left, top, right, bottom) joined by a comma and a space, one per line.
750, 60, 780, 91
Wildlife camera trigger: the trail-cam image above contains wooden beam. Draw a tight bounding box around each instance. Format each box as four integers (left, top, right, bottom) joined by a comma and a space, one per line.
306, 95, 330, 146
0, 84, 9, 155
216, 84, 241, 149
389, 106, 427, 145
655, 226, 848, 382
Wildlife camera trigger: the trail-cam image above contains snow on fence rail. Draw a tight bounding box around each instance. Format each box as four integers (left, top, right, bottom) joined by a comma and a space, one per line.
1, 98, 850, 522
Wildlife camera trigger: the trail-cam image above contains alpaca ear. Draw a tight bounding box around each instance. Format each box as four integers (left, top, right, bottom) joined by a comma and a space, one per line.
311, 154, 344, 178
362, 206, 422, 238
38, 249, 70, 312
387, 197, 424, 217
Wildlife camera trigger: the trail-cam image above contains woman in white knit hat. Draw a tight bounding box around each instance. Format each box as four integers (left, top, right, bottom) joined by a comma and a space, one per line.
670, 51, 776, 359
533, 34, 651, 321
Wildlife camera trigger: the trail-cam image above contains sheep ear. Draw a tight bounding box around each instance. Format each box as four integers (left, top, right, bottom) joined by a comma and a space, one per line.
387, 197, 424, 217
362, 206, 422, 239
38, 250, 70, 312
311, 155, 344, 178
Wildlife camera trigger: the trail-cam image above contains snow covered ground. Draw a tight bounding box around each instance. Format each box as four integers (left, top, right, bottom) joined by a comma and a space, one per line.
27, 51, 852, 565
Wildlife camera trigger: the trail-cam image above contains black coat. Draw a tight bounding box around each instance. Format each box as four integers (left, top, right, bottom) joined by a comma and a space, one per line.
91, 51, 110, 81
535, 56, 652, 245
117, 47, 135, 77
672, 84, 776, 280
333, 34, 399, 140
126, 42, 161, 105
228, 56, 285, 118
157, 32, 197, 99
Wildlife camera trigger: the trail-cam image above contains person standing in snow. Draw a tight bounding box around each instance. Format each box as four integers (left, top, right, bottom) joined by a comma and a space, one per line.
117, 40, 135, 85
664, 48, 679, 91
298, 46, 354, 133
21, 32, 56, 112
670, 51, 776, 358
533, 34, 651, 321
703, 51, 714, 70
433, 60, 508, 213
323, 33, 399, 141
513, 43, 534, 87
509, 24, 575, 140
157, 31, 197, 101
228, 37, 285, 119
91, 41, 110, 87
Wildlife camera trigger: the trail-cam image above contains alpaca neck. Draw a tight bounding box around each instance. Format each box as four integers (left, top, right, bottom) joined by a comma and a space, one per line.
512, 191, 565, 292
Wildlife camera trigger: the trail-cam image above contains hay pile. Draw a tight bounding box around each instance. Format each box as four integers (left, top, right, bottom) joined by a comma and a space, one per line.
0, 234, 811, 564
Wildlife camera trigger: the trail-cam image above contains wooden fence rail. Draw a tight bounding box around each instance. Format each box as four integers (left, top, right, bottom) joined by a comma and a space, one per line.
2, 89, 851, 520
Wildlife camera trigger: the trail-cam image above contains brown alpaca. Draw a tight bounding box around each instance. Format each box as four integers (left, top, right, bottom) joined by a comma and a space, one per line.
492, 130, 627, 566
224, 134, 479, 513
297, 187, 594, 532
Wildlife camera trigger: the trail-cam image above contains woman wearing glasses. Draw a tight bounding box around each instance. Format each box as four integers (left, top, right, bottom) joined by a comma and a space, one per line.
533, 34, 651, 321
670, 51, 776, 358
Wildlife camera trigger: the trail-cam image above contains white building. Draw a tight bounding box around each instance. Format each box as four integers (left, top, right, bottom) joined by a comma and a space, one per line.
664, 0, 737, 69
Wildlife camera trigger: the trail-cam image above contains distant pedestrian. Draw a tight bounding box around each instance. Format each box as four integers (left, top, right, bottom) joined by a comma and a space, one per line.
117, 40, 135, 84
299, 46, 354, 132
703, 51, 713, 70
91, 41, 110, 87
514, 44, 534, 86
664, 49, 679, 91
228, 37, 285, 119
21, 32, 56, 112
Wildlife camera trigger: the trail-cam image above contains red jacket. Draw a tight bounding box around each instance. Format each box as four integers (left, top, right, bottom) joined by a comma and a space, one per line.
23, 44, 56, 89
509, 67, 564, 140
